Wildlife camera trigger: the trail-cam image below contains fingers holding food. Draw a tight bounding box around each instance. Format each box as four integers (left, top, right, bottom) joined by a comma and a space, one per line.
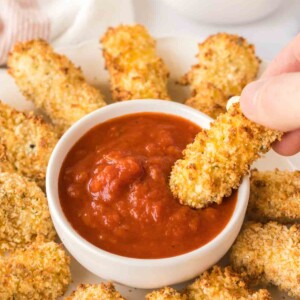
248, 169, 300, 223
182, 33, 260, 98
170, 102, 282, 209
0, 241, 71, 300
8, 39, 106, 134
0, 101, 58, 188
101, 24, 170, 101
65, 282, 125, 300
230, 222, 300, 298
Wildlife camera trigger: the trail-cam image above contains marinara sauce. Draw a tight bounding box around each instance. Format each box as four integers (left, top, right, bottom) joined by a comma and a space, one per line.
59, 113, 237, 259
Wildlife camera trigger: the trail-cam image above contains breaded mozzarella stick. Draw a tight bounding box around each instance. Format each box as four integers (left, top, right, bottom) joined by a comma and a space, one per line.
8, 39, 106, 134
146, 287, 186, 300
181, 33, 260, 99
186, 266, 271, 300
184, 82, 227, 119
170, 102, 282, 209
0, 168, 55, 253
248, 169, 300, 223
65, 283, 125, 300
0, 101, 58, 188
101, 24, 170, 101
0, 241, 71, 299
230, 222, 300, 298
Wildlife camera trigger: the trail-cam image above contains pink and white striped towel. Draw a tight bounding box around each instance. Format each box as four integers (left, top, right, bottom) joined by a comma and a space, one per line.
0, 0, 134, 65
0, 0, 50, 65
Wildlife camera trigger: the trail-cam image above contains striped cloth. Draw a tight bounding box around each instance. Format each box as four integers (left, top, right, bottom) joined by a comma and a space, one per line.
0, 0, 50, 65
0, 0, 134, 66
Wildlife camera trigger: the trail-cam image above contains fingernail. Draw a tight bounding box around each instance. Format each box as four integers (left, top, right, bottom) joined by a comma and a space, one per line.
240, 79, 267, 118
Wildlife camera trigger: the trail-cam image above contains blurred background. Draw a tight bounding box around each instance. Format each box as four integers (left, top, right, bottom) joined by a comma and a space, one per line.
0, 0, 300, 66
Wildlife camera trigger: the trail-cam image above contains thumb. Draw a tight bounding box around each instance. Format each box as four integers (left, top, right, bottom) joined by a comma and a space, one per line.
240, 73, 300, 132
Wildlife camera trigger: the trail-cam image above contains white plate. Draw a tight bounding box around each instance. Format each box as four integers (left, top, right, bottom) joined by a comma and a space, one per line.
0, 37, 295, 299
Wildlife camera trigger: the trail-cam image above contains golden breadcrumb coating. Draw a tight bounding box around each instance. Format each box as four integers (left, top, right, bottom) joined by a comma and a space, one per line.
0, 101, 57, 187
182, 33, 260, 98
65, 282, 125, 300
0, 241, 71, 300
8, 39, 106, 134
248, 169, 300, 223
230, 222, 300, 298
0, 170, 55, 253
101, 24, 170, 101
146, 287, 187, 300
184, 82, 227, 119
170, 103, 282, 209
186, 266, 271, 300
0, 144, 14, 173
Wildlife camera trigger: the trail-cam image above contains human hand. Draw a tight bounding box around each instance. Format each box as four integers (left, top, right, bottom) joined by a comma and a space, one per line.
240, 34, 300, 156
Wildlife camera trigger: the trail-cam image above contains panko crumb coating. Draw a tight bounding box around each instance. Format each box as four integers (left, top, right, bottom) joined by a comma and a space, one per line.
0, 144, 14, 173
230, 222, 300, 298
184, 82, 227, 119
146, 287, 187, 300
0, 241, 71, 300
0, 101, 58, 188
185, 266, 271, 300
101, 24, 170, 101
248, 169, 300, 223
8, 39, 106, 134
65, 282, 125, 300
0, 170, 55, 253
170, 103, 282, 209
182, 33, 260, 98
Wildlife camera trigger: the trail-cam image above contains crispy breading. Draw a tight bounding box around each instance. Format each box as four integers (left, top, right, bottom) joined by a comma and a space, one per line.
230, 222, 300, 298
8, 39, 106, 134
182, 33, 260, 98
184, 82, 227, 119
185, 266, 271, 300
65, 282, 125, 300
101, 24, 170, 101
0, 144, 14, 173
0, 101, 58, 187
146, 287, 187, 300
248, 169, 300, 223
0, 170, 55, 253
0, 241, 71, 300
170, 102, 282, 209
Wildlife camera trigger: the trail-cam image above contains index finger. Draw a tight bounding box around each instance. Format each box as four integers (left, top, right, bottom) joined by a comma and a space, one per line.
262, 33, 300, 78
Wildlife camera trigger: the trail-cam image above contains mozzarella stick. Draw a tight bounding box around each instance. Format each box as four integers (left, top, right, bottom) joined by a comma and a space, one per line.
184, 82, 227, 119
230, 222, 300, 298
181, 33, 260, 99
248, 169, 300, 223
146, 287, 186, 300
0, 101, 58, 188
170, 102, 282, 209
185, 266, 271, 300
8, 39, 106, 134
65, 283, 125, 300
101, 24, 170, 101
0, 169, 55, 253
0, 241, 71, 299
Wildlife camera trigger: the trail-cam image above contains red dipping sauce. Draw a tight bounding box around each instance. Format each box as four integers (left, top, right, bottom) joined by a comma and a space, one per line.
59, 113, 237, 259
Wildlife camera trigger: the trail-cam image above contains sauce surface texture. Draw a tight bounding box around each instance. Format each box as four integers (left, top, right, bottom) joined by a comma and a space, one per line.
59, 113, 237, 258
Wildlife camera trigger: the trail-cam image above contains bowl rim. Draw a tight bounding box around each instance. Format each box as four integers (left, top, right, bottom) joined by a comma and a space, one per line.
46, 99, 249, 267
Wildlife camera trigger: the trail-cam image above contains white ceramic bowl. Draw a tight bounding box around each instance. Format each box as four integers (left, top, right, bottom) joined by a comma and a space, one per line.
46, 99, 249, 289
162, 0, 282, 25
